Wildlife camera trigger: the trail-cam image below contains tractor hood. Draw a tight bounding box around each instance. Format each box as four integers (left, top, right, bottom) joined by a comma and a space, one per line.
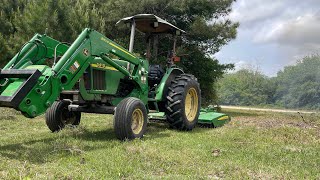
116, 14, 185, 35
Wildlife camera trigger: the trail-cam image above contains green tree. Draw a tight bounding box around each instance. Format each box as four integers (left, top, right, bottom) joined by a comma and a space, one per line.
275, 55, 320, 109
0, 0, 238, 103
0, 0, 21, 36
179, 47, 234, 103
0, 0, 23, 66
0, 34, 10, 63
217, 69, 276, 106
0, 0, 105, 67
9, 0, 105, 46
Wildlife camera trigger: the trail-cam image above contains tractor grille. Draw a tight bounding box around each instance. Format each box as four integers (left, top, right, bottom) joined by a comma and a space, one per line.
92, 69, 106, 90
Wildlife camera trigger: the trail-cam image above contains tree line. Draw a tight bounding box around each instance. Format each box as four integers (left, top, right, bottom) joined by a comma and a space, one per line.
218, 55, 320, 110
0, 0, 238, 103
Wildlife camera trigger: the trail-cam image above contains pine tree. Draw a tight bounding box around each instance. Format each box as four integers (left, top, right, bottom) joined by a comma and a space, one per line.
0, 0, 238, 103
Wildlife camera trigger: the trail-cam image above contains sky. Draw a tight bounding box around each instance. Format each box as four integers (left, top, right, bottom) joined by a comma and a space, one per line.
215, 0, 320, 76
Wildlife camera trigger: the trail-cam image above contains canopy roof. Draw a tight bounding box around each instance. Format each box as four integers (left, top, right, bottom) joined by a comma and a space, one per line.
116, 14, 185, 35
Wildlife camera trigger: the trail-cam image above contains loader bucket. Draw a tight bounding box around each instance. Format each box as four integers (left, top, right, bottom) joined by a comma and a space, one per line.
0, 69, 41, 109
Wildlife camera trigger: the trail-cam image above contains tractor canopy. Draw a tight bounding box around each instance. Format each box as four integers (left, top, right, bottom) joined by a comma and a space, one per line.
116, 14, 185, 35
116, 14, 185, 60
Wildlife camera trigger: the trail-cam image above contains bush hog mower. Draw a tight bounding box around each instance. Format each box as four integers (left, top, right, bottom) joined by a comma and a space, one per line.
0, 14, 230, 140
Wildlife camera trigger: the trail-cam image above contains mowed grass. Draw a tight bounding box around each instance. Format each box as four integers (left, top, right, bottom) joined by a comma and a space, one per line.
0, 108, 319, 179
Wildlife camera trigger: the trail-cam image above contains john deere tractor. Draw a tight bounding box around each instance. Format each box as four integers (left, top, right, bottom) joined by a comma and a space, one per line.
0, 14, 229, 140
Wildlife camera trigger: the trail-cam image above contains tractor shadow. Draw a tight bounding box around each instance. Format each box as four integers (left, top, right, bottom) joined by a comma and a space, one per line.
0, 136, 59, 164
0, 128, 117, 164
0, 123, 171, 164
148, 119, 223, 136
145, 121, 171, 139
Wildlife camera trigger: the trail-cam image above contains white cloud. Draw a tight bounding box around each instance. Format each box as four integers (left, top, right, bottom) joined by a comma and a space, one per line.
217, 0, 320, 76
230, 0, 320, 62
234, 60, 252, 71
230, 0, 285, 28
255, 13, 320, 45
226, 59, 262, 73
275, 14, 320, 45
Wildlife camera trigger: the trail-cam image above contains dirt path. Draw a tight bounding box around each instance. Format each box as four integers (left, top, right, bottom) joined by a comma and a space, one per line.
220, 106, 317, 114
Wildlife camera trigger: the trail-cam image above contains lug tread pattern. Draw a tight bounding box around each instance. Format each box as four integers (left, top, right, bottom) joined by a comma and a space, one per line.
165, 74, 201, 130
45, 101, 81, 132
45, 101, 64, 132
114, 97, 147, 140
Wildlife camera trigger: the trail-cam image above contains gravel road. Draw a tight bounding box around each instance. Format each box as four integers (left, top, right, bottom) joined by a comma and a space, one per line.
220, 106, 317, 114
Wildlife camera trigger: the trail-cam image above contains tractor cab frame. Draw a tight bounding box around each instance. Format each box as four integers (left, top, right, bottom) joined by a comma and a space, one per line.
117, 14, 184, 64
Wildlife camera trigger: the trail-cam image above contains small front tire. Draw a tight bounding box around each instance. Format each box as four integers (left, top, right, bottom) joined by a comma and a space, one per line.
45, 100, 81, 132
114, 97, 148, 140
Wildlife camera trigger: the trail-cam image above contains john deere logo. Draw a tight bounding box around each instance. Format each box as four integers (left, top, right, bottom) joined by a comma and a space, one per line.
83, 49, 89, 56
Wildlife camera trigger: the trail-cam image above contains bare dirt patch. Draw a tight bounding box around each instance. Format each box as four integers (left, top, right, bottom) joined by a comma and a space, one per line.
226, 110, 319, 130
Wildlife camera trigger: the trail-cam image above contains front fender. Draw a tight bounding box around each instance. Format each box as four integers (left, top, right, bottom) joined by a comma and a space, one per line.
155, 67, 183, 101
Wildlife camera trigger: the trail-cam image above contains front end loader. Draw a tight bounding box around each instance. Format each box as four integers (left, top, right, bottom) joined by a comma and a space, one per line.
0, 14, 230, 140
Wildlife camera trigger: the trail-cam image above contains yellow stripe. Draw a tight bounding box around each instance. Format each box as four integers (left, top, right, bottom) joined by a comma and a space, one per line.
101, 37, 136, 58
104, 66, 118, 71
218, 116, 229, 121
109, 42, 136, 58
91, 63, 118, 71
91, 64, 98, 68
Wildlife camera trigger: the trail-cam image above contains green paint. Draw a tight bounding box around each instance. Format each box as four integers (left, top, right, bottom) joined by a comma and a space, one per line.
148, 109, 231, 127
155, 68, 183, 101
0, 28, 215, 121
0, 28, 150, 117
1, 80, 24, 96
198, 111, 231, 127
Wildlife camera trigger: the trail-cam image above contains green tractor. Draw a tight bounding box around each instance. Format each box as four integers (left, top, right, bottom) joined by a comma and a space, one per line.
0, 14, 229, 140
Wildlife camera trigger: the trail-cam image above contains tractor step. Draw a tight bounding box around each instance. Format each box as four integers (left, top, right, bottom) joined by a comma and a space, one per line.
61, 90, 79, 95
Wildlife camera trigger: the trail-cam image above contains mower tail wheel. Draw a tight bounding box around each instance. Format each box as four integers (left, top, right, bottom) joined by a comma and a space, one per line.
165, 74, 201, 130
45, 100, 81, 132
114, 97, 148, 140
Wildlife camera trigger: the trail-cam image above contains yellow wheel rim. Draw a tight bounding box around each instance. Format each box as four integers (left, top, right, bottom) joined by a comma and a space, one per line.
131, 108, 144, 134
185, 88, 199, 122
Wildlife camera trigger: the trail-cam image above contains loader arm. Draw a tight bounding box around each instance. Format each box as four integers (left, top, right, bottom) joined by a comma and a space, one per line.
0, 28, 148, 118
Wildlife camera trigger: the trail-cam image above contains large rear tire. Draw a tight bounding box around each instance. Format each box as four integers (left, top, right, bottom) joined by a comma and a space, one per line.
114, 97, 148, 140
45, 100, 81, 132
165, 74, 201, 130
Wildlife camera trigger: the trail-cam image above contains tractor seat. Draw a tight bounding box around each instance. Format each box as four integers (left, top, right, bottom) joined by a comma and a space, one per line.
148, 65, 164, 87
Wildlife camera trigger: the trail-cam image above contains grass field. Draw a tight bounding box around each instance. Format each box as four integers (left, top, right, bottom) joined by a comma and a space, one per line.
0, 108, 319, 179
